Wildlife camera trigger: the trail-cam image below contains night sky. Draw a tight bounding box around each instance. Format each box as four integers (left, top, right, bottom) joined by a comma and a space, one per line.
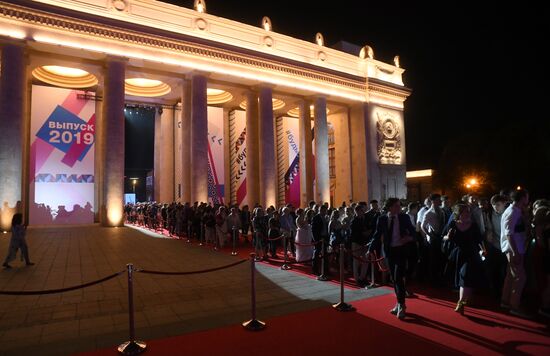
138, 1, 548, 198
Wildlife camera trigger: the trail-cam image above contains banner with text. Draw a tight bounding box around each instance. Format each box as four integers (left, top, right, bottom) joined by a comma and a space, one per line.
29, 85, 95, 225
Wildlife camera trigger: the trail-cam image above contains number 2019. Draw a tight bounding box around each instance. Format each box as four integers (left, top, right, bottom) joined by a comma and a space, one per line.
49, 130, 94, 145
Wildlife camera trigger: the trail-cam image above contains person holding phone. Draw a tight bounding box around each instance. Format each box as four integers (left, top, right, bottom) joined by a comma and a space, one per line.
3, 213, 34, 269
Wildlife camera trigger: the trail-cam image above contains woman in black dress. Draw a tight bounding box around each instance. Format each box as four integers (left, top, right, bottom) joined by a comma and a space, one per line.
444, 204, 486, 315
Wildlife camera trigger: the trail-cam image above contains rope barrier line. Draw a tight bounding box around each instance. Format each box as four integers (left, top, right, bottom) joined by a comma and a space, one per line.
137, 259, 247, 275
267, 235, 284, 242
0, 270, 126, 295
294, 240, 322, 247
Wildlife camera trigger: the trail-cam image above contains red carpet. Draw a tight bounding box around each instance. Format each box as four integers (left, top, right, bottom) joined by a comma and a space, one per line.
77, 290, 550, 356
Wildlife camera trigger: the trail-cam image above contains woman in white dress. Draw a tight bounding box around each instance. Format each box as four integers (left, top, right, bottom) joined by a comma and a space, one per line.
295, 209, 314, 262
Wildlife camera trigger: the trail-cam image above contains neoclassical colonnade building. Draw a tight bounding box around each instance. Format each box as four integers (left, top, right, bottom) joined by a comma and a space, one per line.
0, 0, 411, 229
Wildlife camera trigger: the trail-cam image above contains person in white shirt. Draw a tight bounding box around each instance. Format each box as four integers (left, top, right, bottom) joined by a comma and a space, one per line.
500, 189, 529, 316
421, 194, 446, 284
485, 194, 507, 300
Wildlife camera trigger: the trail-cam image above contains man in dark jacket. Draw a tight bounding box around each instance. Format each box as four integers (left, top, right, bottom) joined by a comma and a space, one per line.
312, 205, 329, 276
369, 198, 415, 320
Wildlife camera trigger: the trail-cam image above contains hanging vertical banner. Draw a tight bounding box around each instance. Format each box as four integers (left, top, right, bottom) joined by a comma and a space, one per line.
29, 85, 95, 225
207, 107, 225, 205
283, 117, 300, 208
230, 110, 248, 206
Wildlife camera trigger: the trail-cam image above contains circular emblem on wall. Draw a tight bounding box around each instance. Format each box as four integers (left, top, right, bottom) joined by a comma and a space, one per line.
380, 118, 398, 139
318, 51, 327, 61
112, 0, 126, 11
195, 18, 208, 30
263, 36, 274, 47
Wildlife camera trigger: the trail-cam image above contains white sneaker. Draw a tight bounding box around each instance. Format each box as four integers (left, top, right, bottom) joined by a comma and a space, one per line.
390, 304, 399, 315
397, 303, 406, 320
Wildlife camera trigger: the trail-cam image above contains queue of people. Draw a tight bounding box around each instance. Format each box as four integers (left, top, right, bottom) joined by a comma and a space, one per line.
122, 188, 550, 321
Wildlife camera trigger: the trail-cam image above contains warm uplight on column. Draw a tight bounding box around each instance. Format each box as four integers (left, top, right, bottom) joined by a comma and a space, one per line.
107, 205, 123, 226
194, 0, 206, 13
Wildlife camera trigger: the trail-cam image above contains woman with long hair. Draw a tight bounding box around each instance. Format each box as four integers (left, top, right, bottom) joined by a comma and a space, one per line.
444, 204, 485, 315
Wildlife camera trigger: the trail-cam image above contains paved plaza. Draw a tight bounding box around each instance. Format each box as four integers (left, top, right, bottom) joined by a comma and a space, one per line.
0, 225, 388, 355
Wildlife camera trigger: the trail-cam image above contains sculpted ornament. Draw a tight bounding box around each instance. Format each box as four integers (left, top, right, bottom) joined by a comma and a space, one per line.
376, 112, 402, 164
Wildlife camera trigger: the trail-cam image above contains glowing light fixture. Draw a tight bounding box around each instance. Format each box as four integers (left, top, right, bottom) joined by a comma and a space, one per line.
516, 185, 522, 190
464, 176, 480, 190
207, 88, 233, 104
32, 65, 98, 88
262, 16, 272, 31
406, 169, 433, 178
194, 0, 206, 13
125, 78, 171, 97
240, 98, 285, 110
286, 104, 330, 118
0, 28, 26, 39
42, 66, 88, 77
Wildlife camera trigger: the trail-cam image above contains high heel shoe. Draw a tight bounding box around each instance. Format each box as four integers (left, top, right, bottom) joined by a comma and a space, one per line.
454, 300, 466, 315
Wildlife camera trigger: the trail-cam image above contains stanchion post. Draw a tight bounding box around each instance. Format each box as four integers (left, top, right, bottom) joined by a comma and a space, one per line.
333, 243, 355, 312
231, 226, 238, 256
199, 223, 204, 246
186, 224, 191, 243
366, 254, 379, 289
243, 253, 266, 331
317, 239, 329, 281
118, 264, 147, 355
281, 233, 291, 270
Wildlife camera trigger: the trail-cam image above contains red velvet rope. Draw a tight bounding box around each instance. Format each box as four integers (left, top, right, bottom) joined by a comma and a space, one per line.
0, 270, 125, 295
137, 259, 246, 275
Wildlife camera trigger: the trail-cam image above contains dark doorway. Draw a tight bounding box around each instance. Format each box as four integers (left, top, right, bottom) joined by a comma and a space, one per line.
124, 105, 155, 202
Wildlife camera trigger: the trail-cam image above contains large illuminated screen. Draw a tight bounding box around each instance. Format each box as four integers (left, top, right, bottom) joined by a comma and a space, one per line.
29, 85, 96, 225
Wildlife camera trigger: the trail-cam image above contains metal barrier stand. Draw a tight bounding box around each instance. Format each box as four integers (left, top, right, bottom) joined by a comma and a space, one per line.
231, 226, 238, 256
281, 233, 291, 270
118, 263, 147, 355
242, 253, 266, 331
366, 256, 379, 289
317, 239, 329, 281
333, 243, 355, 312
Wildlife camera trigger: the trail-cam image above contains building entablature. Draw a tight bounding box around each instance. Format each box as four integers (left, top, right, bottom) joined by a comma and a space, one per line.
0, 0, 406, 103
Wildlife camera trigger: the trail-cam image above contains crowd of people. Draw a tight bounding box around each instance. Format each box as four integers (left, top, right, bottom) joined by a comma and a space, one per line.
123, 188, 550, 321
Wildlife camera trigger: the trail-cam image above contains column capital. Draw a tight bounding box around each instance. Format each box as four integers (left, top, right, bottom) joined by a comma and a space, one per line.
0, 36, 27, 47
184, 70, 210, 80
103, 55, 128, 63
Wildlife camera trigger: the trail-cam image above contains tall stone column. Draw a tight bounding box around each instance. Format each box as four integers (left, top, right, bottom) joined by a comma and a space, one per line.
180, 79, 191, 203
159, 107, 174, 202
0, 41, 27, 231
258, 86, 276, 208
298, 100, 313, 208
313, 96, 330, 204
349, 102, 370, 202
102, 58, 126, 226
244, 91, 259, 207
190, 74, 208, 203
154, 107, 175, 203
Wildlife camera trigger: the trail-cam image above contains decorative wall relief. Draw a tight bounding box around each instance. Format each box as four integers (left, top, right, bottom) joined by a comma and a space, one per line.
376, 111, 402, 164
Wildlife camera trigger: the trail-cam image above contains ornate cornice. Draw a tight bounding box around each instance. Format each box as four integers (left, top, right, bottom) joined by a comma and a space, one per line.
0, 1, 368, 93
368, 78, 411, 100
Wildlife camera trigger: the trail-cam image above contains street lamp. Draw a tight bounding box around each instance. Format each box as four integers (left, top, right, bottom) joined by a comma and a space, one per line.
131, 178, 139, 194
464, 176, 480, 191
